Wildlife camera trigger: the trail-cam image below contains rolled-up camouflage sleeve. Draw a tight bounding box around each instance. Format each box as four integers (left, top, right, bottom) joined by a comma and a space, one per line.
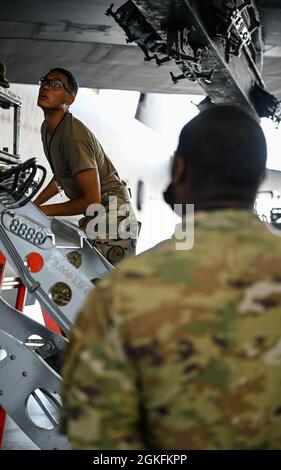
60, 274, 144, 450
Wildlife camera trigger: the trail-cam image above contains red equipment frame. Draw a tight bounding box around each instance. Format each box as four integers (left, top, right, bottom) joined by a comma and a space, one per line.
0, 251, 62, 448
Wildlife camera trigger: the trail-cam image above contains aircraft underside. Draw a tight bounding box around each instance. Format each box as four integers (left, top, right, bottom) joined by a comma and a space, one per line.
107, 0, 281, 123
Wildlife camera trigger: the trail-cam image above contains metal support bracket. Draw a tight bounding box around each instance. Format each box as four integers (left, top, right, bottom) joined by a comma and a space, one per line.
0, 328, 70, 449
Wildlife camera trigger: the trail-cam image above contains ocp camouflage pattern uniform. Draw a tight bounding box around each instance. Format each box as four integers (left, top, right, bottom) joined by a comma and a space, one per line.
79, 189, 139, 265
61, 209, 281, 450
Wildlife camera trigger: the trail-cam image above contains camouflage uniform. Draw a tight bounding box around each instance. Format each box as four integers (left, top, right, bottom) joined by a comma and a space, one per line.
61, 209, 281, 450
79, 189, 139, 265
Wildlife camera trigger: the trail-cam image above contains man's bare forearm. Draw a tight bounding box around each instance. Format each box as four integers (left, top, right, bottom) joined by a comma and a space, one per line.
33, 177, 60, 206
40, 196, 100, 217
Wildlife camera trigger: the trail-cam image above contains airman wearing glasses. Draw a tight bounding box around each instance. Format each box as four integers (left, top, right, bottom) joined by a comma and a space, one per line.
34, 67, 138, 265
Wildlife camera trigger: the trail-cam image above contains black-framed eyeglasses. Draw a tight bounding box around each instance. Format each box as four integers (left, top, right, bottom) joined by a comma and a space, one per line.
39, 76, 71, 94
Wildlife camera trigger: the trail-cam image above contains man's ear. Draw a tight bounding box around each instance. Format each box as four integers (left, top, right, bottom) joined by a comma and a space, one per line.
172, 154, 187, 185
259, 169, 266, 185
66, 94, 75, 106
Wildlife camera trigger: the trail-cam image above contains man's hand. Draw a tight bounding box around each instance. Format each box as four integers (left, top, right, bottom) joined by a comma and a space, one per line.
33, 177, 60, 207
39, 168, 101, 216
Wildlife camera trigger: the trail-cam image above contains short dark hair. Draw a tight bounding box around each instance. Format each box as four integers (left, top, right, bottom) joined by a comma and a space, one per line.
48, 67, 79, 96
177, 105, 267, 194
